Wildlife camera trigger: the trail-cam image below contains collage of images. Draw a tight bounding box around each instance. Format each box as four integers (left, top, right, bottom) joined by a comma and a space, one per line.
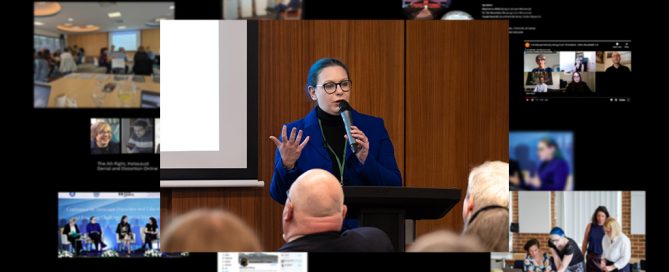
33, 1, 645, 271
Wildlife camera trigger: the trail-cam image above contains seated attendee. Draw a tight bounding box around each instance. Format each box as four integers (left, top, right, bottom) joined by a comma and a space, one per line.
127, 119, 154, 153
62, 217, 82, 255
86, 216, 107, 252
600, 218, 631, 272
146, 46, 156, 61
112, 47, 128, 74
161, 209, 262, 252
565, 72, 592, 95
524, 238, 552, 272
279, 169, 394, 252
98, 47, 111, 74
34, 49, 50, 82
462, 161, 509, 252
116, 215, 132, 255
133, 46, 153, 75
274, 0, 301, 19
90, 121, 120, 154
143, 217, 159, 250
548, 227, 585, 272
58, 48, 77, 74
408, 230, 483, 252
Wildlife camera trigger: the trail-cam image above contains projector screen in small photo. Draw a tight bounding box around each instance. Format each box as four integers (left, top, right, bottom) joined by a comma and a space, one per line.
161, 20, 256, 179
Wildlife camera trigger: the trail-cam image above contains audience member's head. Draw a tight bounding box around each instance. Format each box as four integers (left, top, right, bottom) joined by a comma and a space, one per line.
408, 230, 484, 252
137, 46, 145, 53
161, 209, 261, 252
462, 161, 509, 223
282, 169, 347, 243
461, 161, 509, 252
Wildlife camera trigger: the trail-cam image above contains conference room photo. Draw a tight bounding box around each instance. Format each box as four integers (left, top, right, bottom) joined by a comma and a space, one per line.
34, 2, 166, 108
492, 191, 646, 272
159, 19, 509, 254
57, 192, 166, 258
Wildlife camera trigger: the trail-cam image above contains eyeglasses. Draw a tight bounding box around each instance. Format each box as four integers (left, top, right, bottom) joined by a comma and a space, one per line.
315, 80, 352, 94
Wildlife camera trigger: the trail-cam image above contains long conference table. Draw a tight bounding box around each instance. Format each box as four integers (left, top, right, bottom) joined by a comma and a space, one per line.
46, 73, 160, 108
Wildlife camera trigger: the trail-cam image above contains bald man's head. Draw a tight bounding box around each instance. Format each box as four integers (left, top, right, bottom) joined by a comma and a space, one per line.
282, 169, 347, 242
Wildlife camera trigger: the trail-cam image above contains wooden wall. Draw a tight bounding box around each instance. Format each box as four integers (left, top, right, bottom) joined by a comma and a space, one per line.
161, 20, 508, 251
66, 28, 160, 57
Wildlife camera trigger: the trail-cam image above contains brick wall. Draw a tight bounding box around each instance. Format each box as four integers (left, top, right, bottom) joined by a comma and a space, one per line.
622, 192, 646, 259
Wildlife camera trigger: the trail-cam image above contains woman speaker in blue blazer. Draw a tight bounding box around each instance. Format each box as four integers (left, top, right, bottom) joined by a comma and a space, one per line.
269, 58, 402, 229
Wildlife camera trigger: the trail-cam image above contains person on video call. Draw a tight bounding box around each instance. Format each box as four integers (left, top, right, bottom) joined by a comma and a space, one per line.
86, 216, 107, 252
62, 217, 82, 256
127, 119, 154, 154
605, 52, 630, 74
549, 227, 586, 272
524, 239, 553, 272
91, 121, 120, 154
565, 72, 592, 95
533, 76, 548, 93
527, 138, 569, 190
527, 54, 553, 85
278, 169, 394, 252
582, 206, 609, 272
269, 58, 402, 231
116, 215, 132, 255
600, 218, 631, 272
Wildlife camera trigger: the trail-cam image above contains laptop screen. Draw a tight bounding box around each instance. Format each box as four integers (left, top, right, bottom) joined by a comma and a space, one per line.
140, 90, 160, 108
34, 82, 51, 108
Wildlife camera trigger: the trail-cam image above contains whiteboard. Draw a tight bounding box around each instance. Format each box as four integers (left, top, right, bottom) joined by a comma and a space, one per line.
518, 192, 551, 233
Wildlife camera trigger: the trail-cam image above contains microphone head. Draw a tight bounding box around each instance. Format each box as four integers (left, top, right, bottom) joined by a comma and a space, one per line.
338, 100, 350, 113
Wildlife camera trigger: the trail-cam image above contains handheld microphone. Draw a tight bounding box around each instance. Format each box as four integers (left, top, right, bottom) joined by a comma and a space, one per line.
339, 101, 357, 154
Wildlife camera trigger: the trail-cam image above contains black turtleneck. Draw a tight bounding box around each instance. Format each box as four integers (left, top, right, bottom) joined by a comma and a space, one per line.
317, 106, 346, 180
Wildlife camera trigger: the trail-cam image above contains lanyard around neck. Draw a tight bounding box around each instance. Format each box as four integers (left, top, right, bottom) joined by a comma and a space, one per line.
318, 119, 346, 185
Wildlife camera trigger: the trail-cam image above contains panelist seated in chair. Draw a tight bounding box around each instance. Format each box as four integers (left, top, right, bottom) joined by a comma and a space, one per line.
62, 217, 83, 255
278, 169, 394, 252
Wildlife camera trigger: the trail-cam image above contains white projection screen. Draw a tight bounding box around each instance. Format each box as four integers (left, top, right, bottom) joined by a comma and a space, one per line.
160, 20, 258, 185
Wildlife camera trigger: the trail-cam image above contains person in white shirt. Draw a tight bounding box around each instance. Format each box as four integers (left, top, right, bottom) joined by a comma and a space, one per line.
533, 76, 548, 93
58, 48, 77, 74
600, 217, 631, 272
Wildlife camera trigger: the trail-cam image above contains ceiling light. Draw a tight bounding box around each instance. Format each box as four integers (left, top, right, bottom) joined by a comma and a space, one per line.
108, 12, 122, 18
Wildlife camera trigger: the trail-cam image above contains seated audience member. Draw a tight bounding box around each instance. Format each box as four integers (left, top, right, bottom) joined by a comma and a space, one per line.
600, 218, 631, 272
161, 209, 262, 252
112, 47, 129, 74
279, 169, 394, 252
127, 119, 154, 153
99, 47, 111, 74
59, 48, 77, 74
462, 161, 509, 252
549, 227, 585, 272
274, 0, 301, 19
90, 121, 120, 154
408, 230, 484, 252
86, 216, 107, 251
133, 46, 154, 75
143, 217, 159, 250
62, 217, 82, 255
524, 238, 553, 272
34, 49, 50, 82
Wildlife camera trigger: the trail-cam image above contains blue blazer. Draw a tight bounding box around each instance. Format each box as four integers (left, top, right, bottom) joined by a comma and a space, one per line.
270, 107, 402, 205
